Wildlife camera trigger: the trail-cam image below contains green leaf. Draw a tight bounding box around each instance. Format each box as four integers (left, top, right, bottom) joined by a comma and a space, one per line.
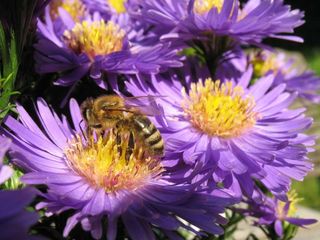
0, 23, 8, 76
9, 30, 18, 78
0, 22, 19, 119
2, 169, 24, 190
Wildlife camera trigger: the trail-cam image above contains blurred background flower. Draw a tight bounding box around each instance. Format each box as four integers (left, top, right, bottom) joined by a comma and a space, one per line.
0, 136, 39, 240
275, 0, 320, 217
243, 190, 317, 238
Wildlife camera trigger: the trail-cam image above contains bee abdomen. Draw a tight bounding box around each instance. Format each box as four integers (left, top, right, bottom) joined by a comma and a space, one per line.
134, 116, 154, 136
146, 130, 161, 145
150, 138, 164, 156
133, 116, 164, 156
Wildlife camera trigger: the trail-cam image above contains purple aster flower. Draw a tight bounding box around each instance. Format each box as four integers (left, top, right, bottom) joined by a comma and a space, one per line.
244, 190, 317, 237
1, 99, 235, 240
126, 69, 314, 200
248, 49, 320, 103
34, 1, 182, 92
217, 49, 320, 103
135, 0, 305, 78
0, 136, 39, 240
80, 0, 162, 46
138, 0, 304, 46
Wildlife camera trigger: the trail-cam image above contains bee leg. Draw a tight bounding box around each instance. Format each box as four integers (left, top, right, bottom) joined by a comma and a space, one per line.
86, 126, 92, 138
125, 132, 134, 162
113, 128, 122, 156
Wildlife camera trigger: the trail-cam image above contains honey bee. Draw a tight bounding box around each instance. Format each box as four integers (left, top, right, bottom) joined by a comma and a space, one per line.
80, 95, 164, 159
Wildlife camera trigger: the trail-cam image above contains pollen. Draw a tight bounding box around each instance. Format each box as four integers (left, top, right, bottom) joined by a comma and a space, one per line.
65, 133, 163, 193
50, 0, 86, 22
182, 79, 259, 138
63, 20, 125, 60
108, 0, 127, 14
194, 0, 224, 14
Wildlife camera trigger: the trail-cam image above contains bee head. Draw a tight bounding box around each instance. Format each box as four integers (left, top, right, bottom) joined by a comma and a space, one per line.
80, 98, 103, 129
99, 95, 124, 111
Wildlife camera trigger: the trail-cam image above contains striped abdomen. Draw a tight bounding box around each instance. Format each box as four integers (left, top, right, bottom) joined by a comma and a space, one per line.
133, 115, 164, 157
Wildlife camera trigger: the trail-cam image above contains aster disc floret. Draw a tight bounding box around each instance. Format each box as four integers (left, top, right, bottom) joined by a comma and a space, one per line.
250, 50, 286, 78
65, 133, 163, 192
276, 190, 301, 221
82, 0, 129, 17
126, 70, 314, 200
194, 0, 224, 14
64, 19, 125, 60
1, 99, 234, 240
182, 79, 258, 138
49, 0, 87, 22
108, 0, 127, 13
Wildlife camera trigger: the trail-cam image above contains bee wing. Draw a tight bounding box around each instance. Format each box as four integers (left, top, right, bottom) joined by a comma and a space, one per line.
123, 95, 167, 116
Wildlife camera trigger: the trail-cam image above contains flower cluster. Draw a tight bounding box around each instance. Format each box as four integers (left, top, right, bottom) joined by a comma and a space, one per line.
34, 0, 182, 92
138, 0, 304, 45
0, 0, 319, 239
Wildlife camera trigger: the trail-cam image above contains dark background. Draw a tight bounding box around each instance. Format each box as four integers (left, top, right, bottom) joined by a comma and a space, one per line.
271, 0, 320, 49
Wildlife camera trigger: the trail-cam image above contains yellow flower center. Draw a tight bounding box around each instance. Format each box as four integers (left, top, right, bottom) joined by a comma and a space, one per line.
194, 0, 224, 14
63, 20, 125, 60
251, 52, 281, 78
182, 79, 259, 138
50, 0, 86, 22
65, 133, 163, 193
277, 190, 302, 219
108, 0, 127, 14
